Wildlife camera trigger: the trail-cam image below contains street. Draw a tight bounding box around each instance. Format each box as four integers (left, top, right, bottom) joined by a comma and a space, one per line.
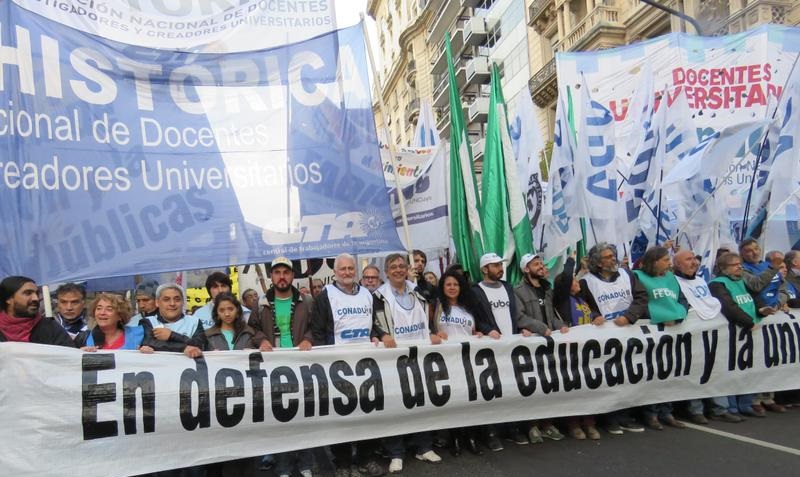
260, 407, 800, 476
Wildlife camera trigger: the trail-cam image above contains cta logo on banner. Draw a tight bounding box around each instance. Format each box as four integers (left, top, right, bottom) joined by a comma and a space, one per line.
13, 0, 337, 51
0, 4, 402, 284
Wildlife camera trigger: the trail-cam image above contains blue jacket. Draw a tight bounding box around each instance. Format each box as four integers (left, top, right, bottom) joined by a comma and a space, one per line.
80, 326, 144, 350
743, 261, 783, 308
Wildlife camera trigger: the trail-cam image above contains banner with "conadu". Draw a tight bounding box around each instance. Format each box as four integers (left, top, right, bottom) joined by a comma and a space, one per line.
1, 312, 799, 477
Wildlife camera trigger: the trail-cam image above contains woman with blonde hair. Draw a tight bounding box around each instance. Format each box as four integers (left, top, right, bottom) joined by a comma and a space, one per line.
75, 293, 152, 352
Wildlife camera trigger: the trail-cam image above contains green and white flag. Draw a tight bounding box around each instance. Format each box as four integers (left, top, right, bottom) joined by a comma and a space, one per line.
481, 64, 534, 285
446, 33, 484, 280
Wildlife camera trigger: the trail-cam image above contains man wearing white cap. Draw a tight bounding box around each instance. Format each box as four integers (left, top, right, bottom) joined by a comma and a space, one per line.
472, 253, 522, 339
470, 252, 527, 450
514, 252, 569, 443
514, 253, 569, 336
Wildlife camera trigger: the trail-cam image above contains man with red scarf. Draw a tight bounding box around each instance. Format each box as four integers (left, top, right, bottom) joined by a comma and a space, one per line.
0, 276, 74, 346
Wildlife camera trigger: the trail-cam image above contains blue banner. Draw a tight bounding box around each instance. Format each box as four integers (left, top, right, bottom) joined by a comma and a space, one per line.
0, 3, 401, 284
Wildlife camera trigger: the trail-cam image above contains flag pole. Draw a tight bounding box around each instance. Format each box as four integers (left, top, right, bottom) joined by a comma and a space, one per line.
740, 51, 800, 239
360, 14, 414, 254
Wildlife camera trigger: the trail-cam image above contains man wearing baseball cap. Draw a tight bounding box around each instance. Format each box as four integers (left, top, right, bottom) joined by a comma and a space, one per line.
250, 257, 313, 352
248, 257, 315, 477
470, 252, 527, 450
514, 252, 570, 443
128, 279, 159, 327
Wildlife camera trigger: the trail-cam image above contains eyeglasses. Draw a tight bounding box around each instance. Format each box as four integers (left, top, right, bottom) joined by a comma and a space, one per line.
363, 275, 380, 280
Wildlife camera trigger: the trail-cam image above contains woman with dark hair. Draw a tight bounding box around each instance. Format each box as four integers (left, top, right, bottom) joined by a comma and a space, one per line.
633, 246, 688, 430
75, 293, 151, 352
435, 269, 484, 340
434, 270, 488, 456
633, 246, 688, 326
205, 292, 259, 351
203, 292, 260, 477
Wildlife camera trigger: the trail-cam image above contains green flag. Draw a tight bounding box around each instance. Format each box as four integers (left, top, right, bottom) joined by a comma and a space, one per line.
481, 64, 534, 285
446, 33, 484, 281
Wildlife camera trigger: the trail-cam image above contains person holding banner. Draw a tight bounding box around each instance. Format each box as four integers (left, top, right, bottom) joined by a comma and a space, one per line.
141, 284, 206, 358
129, 279, 159, 327
250, 257, 313, 352
579, 244, 647, 435
633, 247, 688, 430
74, 293, 149, 352
738, 242, 789, 415
552, 253, 601, 439
784, 251, 800, 307
710, 252, 776, 418
202, 292, 261, 477
672, 250, 743, 424
247, 257, 315, 476
373, 253, 443, 473
514, 252, 570, 442
0, 276, 74, 347
311, 253, 394, 477
434, 269, 487, 457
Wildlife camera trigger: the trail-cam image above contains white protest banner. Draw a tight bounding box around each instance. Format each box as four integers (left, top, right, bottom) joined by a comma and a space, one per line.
556, 25, 800, 212
381, 145, 450, 251
2, 312, 800, 477
14, 0, 337, 52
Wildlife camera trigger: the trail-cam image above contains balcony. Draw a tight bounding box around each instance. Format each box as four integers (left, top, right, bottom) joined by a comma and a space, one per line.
427, 0, 461, 46
708, 0, 794, 36
529, 58, 557, 108
472, 137, 485, 162
528, 0, 557, 34
405, 59, 416, 86
405, 97, 421, 124
465, 56, 490, 87
467, 96, 489, 124
430, 16, 470, 75
555, 5, 625, 53
463, 16, 487, 48
432, 58, 468, 108
435, 106, 450, 138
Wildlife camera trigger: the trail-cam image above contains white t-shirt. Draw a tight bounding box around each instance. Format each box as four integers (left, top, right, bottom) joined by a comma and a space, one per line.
438, 305, 475, 339
479, 282, 513, 336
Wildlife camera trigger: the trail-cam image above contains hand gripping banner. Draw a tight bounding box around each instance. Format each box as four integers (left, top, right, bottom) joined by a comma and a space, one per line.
1, 312, 799, 477
0, 2, 402, 284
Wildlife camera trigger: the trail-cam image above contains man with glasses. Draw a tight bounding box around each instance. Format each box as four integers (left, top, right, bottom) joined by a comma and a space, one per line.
360, 265, 382, 292
373, 253, 443, 472
579, 243, 648, 435
710, 252, 777, 417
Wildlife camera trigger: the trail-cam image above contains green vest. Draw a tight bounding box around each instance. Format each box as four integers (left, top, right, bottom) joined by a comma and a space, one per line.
633, 270, 687, 324
710, 275, 759, 324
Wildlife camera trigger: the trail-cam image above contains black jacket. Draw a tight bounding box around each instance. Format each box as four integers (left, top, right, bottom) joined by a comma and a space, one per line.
0, 318, 75, 347
471, 280, 522, 335
140, 314, 208, 352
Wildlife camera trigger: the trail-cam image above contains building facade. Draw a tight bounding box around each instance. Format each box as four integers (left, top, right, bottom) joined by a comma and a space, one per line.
369, 0, 531, 168
369, 1, 799, 164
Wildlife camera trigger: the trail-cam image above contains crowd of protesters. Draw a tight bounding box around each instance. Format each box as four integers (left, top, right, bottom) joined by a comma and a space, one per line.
1, 240, 798, 477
